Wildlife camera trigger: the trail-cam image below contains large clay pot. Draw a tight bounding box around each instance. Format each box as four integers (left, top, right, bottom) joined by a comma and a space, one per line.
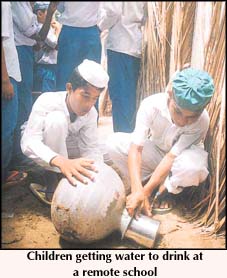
51, 162, 126, 243
51, 162, 160, 247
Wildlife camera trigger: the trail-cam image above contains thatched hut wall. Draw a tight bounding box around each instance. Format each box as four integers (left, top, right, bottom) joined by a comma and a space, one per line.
191, 2, 213, 69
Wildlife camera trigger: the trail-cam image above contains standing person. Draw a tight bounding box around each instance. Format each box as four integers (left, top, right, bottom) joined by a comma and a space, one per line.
33, 2, 61, 94
106, 68, 215, 217
98, 2, 147, 132
56, 2, 102, 92
21, 60, 109, 206
11, 1, 58, 166
1, 2, 27, 187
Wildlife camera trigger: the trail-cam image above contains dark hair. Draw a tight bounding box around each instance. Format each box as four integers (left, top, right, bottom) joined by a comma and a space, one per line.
68, 67, 104, 92
33, 9, 47, 15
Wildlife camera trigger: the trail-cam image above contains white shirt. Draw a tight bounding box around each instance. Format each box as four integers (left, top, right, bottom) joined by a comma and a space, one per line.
132, 93, 210, 156
57, 2, 100, 27
98, 2, 146, 58
21, 91, 102, 168
2, 2, 21, 82
11, 2, 39, 46
34, 23, 58, 64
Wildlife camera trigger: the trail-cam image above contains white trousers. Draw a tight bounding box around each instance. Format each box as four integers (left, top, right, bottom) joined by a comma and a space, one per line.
106, 133, 209, 194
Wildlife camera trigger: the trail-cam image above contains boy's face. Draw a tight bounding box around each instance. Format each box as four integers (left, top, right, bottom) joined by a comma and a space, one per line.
66, 83, 101, 116
37, 10, 47, 24
168, 96, 202, 127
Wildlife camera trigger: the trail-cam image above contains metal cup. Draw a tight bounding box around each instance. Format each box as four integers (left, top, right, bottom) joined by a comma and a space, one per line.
120, 208, 160, 248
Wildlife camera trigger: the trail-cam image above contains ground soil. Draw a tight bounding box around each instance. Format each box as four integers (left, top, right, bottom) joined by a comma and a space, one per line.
1, 117, 225, 249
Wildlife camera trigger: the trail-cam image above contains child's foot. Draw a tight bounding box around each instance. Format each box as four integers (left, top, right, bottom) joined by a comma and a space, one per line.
151, 188, 173, 214
3, 170, 28, 190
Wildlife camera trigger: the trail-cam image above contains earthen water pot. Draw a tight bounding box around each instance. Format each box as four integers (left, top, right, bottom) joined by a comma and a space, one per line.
51, 162, 160, 248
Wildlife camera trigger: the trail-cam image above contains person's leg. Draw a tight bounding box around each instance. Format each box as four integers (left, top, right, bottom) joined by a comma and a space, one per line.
83, 26, 101, 63
81, 25, 102, 113
105, 132, 132, 193
41, 64, 57, 93
13, 45, 34, 164
107, 50, 141, 133
152, 146, 209, 212
33, 63, 42, 92
106, 133, 164, 194
42, 170, 63, 201
32, 63, 42, 104
29, 171, 61, 205
2, 78, 19, 182
56, 26, 84, 91
164, 145, 209, 194
29, 110, 69, 204
57, 25, 102, 110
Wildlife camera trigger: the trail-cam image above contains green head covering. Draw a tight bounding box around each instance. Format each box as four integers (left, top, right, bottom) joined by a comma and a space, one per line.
172, 68, 214, 111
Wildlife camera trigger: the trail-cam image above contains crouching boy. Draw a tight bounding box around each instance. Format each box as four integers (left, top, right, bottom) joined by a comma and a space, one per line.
106, 68, 214, 216
21, 59, 109, 205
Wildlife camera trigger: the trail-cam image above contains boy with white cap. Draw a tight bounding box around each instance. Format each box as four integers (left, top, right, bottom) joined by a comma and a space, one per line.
21, 59, 109, 205
106, 68, 215, 217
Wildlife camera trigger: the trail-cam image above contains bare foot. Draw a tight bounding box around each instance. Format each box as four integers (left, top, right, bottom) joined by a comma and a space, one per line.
151, 187, 173, 213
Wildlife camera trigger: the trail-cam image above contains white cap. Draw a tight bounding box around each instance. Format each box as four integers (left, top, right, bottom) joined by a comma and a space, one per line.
78, 59, 109, 88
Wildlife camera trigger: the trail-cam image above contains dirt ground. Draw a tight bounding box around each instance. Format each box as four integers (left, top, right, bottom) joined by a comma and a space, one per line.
1, 117, 225, 249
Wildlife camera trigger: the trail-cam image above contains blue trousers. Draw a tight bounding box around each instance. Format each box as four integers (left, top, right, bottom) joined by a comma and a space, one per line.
107, 50, 141, 133
2, 78, 18, 181
13, 45, 34, 160
33, 64, 57, 94
56, 25, 101, 91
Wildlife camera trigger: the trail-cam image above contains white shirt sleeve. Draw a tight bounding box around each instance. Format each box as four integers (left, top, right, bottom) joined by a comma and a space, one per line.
77, 108, 103, 162
131, 98, 156, 146
170, 111, 210, 156
2, 2, 11, 39
97, 2, 122, 31
11, 2, 39, 38
44, 27, 58, 49
21, 97, 59, 168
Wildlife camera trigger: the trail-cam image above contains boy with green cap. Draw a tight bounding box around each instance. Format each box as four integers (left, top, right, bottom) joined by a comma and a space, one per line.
106, 67, 215, 217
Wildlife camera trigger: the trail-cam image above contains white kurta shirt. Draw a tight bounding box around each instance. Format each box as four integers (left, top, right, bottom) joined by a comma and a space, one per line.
132, 93, 210, 156
98, 2, 147, 58
21, 91, 102, 169
11, 2, 39, 46
2, 2, 21, 82
57, 2, 100, 27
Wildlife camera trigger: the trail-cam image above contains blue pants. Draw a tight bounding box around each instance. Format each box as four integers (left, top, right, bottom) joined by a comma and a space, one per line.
56, 25, 101, 91
13, 45, 34, 160
2, 78, 18, 181
107, 50, 141, 133
33, 64, 57, 94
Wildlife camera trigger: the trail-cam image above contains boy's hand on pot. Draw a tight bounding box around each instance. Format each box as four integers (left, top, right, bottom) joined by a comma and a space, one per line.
51, 156, 98, 186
